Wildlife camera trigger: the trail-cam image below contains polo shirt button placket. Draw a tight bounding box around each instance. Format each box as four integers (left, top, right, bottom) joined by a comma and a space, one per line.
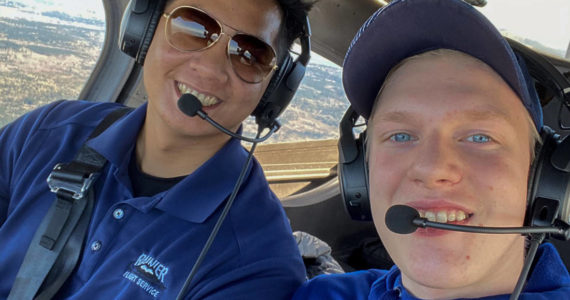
380, 287, 401, 300
113, 208, 125, 220
90, 240, 102, 252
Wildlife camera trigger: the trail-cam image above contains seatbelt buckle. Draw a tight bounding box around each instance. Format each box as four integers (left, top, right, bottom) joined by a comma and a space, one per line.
46, 163, 99, 200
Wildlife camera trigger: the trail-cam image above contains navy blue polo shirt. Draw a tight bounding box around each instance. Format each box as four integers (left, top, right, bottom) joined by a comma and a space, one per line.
292, 243, 570, 299
0, 100, 306, 299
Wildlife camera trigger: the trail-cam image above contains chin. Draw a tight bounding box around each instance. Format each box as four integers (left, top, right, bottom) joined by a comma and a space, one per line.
406, 264, 472, 286
401, 264, 483, 300
396, 242, 474, 277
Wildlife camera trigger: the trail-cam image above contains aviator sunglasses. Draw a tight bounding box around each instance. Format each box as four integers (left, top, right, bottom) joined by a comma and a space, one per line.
163, 6, 279, 84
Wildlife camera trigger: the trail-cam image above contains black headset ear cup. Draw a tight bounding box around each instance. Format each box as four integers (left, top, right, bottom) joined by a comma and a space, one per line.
526, 127, 566, 227
527, 126, 570, 227
252, 17, 311, 129
527, 127, 554, 226
119, 0, 165, 65
253, 55, 305, 129
136, 1, 164, 65
338, 107, 371, 221
260, 55, 293, 103
253, 55, 292, 122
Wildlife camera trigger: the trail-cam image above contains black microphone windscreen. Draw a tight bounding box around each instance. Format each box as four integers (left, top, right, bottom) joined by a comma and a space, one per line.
178, 94, 202, 117
385, 205, 420, 234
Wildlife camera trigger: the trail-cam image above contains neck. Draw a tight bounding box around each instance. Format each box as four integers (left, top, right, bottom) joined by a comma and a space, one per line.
135, 120, 232, 178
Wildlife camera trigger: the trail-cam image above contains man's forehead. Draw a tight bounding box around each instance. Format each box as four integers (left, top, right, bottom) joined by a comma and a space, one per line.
393, 50, 500, 82
379, 51, 520, 103
369, 51, 531, 128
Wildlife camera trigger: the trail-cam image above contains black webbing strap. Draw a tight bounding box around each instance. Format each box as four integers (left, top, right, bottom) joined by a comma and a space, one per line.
8, 107, 132, 300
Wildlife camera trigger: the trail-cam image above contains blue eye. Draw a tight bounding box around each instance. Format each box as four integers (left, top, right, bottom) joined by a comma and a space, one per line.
466, 134, 491, 143
390, 133, 414, 143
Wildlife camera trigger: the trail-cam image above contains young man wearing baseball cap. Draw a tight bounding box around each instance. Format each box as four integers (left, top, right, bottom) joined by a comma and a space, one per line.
293, 0, 570, 298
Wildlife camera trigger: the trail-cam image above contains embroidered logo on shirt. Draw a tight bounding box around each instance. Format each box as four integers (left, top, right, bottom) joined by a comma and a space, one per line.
123, 253, 169, 298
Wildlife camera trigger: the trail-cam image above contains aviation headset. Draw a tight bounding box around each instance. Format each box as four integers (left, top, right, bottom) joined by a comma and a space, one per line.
118, 0, 311, 130
339, 38, 570, 232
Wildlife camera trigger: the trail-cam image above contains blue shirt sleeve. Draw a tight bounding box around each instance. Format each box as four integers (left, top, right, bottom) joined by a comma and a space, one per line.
188, 257, 305, 300
0, 125, 8, 225
0, 116, 21, 225
0, 101, 65, 226
292, 270, 385, 300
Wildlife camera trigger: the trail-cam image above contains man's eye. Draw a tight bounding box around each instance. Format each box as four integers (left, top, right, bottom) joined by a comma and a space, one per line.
389, 133, 414, 142
466, 134, 491, 143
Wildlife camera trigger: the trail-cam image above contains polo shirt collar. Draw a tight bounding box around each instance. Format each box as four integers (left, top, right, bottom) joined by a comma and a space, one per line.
370, 243, 569, 299
86, 103, 145, 168
524, 243, 570, 292
154, 134, 250, 223
86, 103, 252, 223
370, 264, 409, 299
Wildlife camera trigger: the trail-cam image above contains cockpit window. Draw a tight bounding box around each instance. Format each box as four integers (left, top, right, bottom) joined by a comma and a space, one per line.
477, 0, 570, 60
243, 50, 348, 143
0, 0, 105, 127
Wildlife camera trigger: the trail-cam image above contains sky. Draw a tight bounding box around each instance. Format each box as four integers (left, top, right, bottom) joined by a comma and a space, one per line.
12, 0, 105, 20
477, 0, 570, 57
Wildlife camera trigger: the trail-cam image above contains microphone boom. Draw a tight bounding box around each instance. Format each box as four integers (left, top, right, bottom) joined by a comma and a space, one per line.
413, 218, 566, 235
177, 94, 279, 143
386, 204, 570, 239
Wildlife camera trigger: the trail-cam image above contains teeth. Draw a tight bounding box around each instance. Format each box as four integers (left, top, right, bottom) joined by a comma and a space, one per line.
177, 82, 219, 107
425, 211, 436, 222
418, 209, 470, 223
457, 210, 466, 221
448, 211, 456, 222
436, 211, 447, 223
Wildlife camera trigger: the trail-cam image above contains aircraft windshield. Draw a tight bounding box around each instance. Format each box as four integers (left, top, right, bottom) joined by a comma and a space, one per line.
477, 0, 570, 60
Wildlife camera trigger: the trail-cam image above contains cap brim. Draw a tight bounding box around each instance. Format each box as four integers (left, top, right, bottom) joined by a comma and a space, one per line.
343, 0, 538, 125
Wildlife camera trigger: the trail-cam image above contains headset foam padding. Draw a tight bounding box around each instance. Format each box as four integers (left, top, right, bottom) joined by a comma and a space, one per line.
527, 127, 570, 228
338, 106, 371, 221
119, 0, 166, 65
253, 55, 293, 127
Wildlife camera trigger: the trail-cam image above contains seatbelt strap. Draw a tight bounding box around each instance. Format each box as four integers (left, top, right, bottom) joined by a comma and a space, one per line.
8, 107, 132, 300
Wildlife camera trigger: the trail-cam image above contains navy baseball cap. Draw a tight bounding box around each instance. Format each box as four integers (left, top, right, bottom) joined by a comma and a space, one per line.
342, 0, 543, 130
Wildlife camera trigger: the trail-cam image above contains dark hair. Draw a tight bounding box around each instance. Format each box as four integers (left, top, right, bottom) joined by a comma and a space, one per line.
275, 0, 315, 62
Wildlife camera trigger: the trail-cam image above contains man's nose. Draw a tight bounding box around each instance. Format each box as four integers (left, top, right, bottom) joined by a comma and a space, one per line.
407, 135, 463, 188
185, 34, 231, 83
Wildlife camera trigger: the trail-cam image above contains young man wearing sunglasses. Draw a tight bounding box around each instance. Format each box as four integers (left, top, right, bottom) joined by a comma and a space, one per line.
0, 0, 313, 299
294, 0, 570, 299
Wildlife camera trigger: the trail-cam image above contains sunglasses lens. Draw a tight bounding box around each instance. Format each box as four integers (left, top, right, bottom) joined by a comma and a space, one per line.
165, 7, 277, 84
166, 7, 221, 51
229, 34, 276, 83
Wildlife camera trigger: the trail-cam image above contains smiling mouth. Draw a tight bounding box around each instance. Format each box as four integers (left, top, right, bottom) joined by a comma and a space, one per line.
418, 209, 473, 223
176, 82, 219, 107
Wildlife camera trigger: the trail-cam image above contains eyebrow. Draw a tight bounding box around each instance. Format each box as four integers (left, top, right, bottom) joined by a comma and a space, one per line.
375, 105, 514, 125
